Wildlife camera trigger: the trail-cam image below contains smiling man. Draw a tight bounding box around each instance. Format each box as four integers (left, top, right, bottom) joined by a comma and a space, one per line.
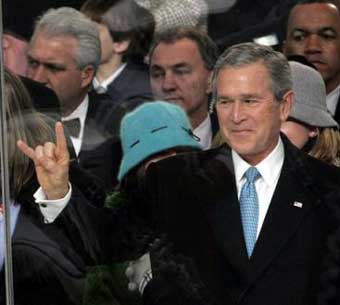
283, 0, 340, 122
124, 42, 340, 304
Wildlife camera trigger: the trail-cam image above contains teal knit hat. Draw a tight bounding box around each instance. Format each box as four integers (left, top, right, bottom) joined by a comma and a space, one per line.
118, 101, 201, 181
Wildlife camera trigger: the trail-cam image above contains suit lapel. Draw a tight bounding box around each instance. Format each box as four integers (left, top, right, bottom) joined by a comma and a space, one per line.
78, 93, 108, 160
201, 147, 249, 274
248, 160, 313, 278
245, 138, 319, 288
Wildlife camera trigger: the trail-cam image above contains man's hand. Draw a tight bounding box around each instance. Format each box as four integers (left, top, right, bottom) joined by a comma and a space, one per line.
17, 122, 70, 200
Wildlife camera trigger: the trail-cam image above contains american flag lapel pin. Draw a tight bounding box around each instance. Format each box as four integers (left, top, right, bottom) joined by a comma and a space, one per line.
293, 201, 303, 208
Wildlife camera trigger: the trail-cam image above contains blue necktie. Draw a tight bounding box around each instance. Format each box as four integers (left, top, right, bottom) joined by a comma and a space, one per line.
240, 167, 261, 257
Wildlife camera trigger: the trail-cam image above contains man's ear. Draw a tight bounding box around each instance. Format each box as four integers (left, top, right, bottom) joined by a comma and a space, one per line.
282, 40, 287, 55
308, 127, 319, 138
280, 90, 294, 122
3, 35, 11, 49
80, 65, 95, 88
206, 71, 213, 94
113, 39, 130, 55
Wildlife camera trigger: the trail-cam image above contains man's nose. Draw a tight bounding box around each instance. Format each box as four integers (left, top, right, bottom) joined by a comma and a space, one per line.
304, 34, 322, 53
230, 101, 246, 123
29, 65, 48, 84
162, 72, 177, 91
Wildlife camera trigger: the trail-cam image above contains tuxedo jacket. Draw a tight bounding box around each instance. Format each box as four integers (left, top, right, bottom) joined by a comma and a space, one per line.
105, 60, 153, 106
77, 91, 124, 191
141, 136, 340, 305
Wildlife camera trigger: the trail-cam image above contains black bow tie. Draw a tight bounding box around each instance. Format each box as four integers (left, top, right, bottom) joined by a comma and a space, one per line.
63, 118, 81, 138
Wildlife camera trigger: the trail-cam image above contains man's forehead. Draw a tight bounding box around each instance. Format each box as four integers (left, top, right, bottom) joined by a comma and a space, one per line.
151, 39, 203, 67
31, 30, 78, 48
288, 3, 340, 29
28, 34, 78, 65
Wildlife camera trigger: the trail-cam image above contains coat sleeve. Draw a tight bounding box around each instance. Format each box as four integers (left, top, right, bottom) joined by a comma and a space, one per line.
55, 187, 154, 265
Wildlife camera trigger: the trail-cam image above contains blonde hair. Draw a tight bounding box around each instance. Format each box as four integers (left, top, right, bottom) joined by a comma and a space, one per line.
309, 128, 340, 166
5, 70, 55, 198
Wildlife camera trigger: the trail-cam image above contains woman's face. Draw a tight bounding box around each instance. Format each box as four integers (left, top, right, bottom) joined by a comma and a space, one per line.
281, 120, 317, 149
143, 150, 177, 171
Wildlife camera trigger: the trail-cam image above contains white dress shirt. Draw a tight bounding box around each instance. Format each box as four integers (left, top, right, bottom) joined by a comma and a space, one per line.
326, 83, 340, 115
93, 63, 127, 94
232, 137, 284, 239
34, 184, 72, 224
193, 114, 212, 150
62, 95, 89, 156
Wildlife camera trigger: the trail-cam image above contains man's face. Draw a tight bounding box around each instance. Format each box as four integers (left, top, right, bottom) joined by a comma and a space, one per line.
216, 62, 292, 165
3, 34, 28, 76
284, 3, 340, 92
281, 120, 317, 149
150, 38, 211, 128
97, 23, 115, 64
27, 30, 94, 114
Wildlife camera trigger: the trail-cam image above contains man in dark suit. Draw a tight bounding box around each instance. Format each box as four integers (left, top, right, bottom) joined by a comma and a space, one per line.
283, 0, 340, 125
20, 42, 340, 304
81, 0, 154, 106
125, 42, 340, 304
26, 7, 126, 191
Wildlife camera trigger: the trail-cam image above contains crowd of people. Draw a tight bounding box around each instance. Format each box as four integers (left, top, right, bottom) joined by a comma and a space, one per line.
1, 0, 340, 305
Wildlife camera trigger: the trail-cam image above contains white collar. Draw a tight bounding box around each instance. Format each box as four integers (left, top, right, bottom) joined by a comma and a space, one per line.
193, 114, 212, 150
62, 95, 89, 122
93, 63, 127, 93
233, 137, 284, 187
326, 83, 340, 115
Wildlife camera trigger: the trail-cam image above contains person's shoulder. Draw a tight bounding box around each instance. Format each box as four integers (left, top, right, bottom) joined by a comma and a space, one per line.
284, 137, 340, 191
307, 154, 340, 182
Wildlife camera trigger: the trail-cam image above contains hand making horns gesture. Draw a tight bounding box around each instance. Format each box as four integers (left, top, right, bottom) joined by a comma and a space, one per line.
17, 122, 70, 200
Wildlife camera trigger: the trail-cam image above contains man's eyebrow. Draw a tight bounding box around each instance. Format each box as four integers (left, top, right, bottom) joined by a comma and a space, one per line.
150, 64, 163, 70
44, 62, 66, 70
318, 27, 338, 34
291, 26, 337, 34
27, 54, 37, 61
150, 62, 190, 69
172, 62, 190, 69
27, 55, 66, 70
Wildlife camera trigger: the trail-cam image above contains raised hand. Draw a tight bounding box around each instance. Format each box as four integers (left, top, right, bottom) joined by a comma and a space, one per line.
17, 122, 70, 200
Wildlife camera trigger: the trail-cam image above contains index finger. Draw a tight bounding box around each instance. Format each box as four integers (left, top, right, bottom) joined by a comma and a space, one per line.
55, 121, 68, 154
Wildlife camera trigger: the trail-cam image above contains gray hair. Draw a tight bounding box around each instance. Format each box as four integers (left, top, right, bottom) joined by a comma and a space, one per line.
32, 7, 101, 70
150, 27, 218, 71
211, 42, 292, 109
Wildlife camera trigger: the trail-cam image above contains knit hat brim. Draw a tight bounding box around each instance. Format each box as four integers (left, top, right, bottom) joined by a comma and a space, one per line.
290, 102, 338, 128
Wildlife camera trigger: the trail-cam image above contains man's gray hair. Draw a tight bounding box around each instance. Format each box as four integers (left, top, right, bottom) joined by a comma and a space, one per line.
211, 42, 292, 109
32, 7, 101, 70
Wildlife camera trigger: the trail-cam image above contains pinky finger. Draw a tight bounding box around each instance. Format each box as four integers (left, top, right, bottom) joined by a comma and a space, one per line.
17, 140, 36, 161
